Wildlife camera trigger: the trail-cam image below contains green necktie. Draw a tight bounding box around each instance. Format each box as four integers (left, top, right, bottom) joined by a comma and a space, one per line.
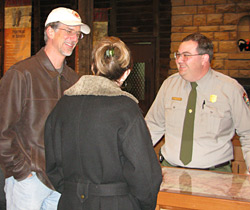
180, 82, 197, 165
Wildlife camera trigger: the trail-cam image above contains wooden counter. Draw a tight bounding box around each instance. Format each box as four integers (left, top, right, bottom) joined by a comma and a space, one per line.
156, 167, 250, 210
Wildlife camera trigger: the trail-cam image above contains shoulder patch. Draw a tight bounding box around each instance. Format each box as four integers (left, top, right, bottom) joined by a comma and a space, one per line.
243, 92, 250, 107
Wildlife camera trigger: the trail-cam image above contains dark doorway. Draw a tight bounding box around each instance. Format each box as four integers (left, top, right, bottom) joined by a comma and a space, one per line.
121, 38, 155, 116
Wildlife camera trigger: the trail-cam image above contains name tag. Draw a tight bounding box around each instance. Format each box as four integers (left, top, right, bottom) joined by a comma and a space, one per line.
172, 97, 182, 101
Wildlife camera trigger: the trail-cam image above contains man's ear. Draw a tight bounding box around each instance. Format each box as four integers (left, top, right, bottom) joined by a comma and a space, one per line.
202, 54, 210, 65
46, 26, 55, 39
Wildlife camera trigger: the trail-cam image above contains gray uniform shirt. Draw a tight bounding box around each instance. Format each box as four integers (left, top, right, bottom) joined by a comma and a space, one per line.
146, 69, 250, 169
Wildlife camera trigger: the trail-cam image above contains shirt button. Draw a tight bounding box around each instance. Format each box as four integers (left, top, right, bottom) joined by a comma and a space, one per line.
81, 195, 85, 199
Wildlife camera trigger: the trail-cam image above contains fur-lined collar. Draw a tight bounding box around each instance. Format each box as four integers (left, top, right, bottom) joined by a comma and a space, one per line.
64, 75, 138, 103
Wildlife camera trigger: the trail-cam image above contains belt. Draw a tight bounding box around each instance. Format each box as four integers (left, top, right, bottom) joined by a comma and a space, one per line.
203, 161, 231, 170
159, 154, 230, 170
65, 181, 129, 203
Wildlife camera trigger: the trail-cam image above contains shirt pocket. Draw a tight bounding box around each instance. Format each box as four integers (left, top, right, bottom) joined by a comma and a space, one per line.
199, 103, 224, 136
164, 101, 186, 136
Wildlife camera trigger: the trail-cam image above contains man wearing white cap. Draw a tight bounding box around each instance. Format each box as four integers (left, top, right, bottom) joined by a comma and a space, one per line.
0, 7, 90, 210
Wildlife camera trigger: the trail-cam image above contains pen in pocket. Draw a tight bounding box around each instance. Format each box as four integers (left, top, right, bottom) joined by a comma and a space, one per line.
202, 100, 205, 109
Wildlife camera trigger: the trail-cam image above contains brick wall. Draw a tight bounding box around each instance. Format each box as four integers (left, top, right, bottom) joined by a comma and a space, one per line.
169, 0, 250, 79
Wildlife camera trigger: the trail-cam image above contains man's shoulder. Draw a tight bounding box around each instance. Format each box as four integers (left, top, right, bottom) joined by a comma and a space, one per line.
6, 55, 36, 74
212, 70, 240, 88
210, 70, 244, 96
12, 49, 45, 68
162, 72, 181, 86
167, 72, 180, 80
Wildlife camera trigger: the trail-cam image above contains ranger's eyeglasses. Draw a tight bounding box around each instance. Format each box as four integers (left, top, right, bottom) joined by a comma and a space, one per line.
174, 52, 205, 61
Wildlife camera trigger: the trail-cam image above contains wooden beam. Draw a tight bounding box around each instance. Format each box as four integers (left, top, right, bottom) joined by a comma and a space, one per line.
78, 0, 93, 76
32, 0, 40, 54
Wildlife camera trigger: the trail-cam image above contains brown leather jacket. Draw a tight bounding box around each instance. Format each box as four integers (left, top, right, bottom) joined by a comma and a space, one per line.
0, 48, 79, 189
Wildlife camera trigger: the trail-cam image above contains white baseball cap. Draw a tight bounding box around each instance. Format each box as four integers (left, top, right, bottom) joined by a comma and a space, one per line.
45, 7, 90, 34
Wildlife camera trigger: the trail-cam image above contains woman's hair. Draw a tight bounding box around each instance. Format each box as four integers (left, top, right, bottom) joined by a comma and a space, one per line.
91, 36, 132, 81
182, 32, 214, 63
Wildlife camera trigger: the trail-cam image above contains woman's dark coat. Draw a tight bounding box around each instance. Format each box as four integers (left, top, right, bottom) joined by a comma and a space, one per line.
44, 75, 162, 210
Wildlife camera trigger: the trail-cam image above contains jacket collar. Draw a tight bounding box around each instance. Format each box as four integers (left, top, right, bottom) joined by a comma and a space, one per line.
64, 75, 138, 103
35, 48, 73, 82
